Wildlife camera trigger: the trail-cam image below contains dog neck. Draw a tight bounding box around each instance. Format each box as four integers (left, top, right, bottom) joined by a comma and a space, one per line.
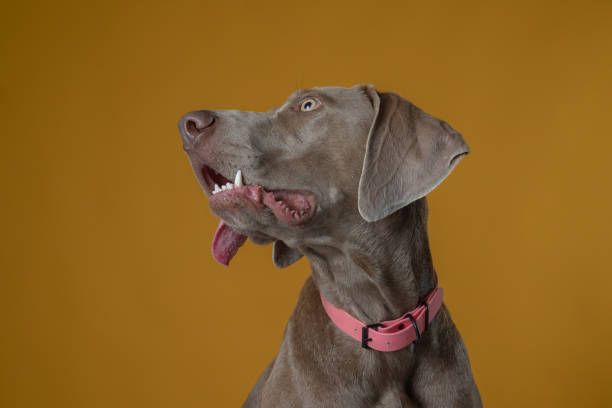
299, 198, 437, 323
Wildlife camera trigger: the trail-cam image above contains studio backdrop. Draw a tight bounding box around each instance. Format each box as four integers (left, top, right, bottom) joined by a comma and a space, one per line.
2, 0, 611, 406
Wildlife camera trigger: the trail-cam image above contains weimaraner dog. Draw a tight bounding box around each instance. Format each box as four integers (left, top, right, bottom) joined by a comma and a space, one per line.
178, 85, 482, 407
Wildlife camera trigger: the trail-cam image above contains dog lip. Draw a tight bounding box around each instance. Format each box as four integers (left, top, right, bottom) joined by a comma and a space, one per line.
200, 165, 318, 226
211, 185, 317, 226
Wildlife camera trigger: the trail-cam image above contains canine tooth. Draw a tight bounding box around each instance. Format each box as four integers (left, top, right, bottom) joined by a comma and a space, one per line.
214, 184, 221, 193
234, 170, 243, 187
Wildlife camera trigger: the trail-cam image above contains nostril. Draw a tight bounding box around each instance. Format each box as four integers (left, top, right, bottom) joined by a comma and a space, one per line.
182, 111, 216, 140
186, 119, 201, 136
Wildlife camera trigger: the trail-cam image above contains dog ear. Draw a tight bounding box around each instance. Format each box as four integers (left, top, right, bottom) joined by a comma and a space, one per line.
273, 240, 303, 268
358, 86, 469, 222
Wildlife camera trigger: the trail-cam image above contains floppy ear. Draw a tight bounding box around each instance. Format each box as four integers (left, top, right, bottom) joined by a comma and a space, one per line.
358, 87, 470, 222
272, 240, 303, 268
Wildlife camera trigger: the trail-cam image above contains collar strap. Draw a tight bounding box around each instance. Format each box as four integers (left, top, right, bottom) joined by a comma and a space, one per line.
320, 287, 444, 352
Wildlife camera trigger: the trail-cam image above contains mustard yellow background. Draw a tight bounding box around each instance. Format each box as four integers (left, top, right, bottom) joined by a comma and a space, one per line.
2, 0, 611, 406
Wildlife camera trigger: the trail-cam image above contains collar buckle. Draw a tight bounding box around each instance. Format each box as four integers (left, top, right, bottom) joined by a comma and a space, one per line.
361, 323, 384, 349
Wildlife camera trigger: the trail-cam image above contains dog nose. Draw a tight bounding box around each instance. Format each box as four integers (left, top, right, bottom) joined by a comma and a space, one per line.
178, 110, 217, 146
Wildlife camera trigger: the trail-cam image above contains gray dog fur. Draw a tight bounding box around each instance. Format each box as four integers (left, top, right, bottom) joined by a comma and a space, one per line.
178, 85, 482, 407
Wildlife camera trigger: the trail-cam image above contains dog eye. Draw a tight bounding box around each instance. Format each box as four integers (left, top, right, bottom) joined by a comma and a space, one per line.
299, 98, 320, 112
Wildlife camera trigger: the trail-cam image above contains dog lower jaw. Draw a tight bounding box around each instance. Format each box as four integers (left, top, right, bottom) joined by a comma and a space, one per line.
210, 185, 317, 226
208, 185, 317, 266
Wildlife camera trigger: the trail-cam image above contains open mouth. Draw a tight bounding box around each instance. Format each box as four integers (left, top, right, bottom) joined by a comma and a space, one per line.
200, 165, 317, 266
201, 165, 316, 225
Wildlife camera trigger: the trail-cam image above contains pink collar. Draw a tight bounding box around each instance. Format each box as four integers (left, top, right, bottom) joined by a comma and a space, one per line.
320, 287, 444, 352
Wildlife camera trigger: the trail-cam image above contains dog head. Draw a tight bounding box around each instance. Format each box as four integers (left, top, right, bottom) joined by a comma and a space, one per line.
178, 85, 468, 267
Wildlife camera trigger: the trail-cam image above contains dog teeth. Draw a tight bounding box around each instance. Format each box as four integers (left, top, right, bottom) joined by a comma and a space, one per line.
235, 170, 243, 187
218, 182, 233, 191
211, 170, 246, 195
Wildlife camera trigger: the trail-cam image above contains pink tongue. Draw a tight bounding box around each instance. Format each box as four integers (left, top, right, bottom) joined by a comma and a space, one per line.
212, 220, 248, 266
